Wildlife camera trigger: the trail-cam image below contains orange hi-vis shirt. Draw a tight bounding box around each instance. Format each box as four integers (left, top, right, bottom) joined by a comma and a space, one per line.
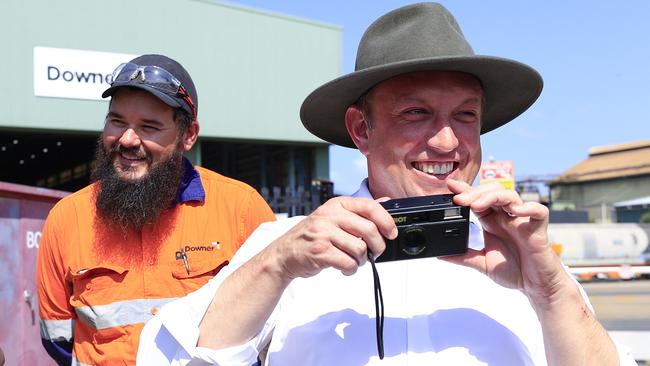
37, 163, 275, 366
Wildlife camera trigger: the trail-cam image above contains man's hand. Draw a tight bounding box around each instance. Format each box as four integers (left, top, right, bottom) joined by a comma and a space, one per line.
443, 179, 619, 365
444, 179, 571, 306
266, 196, 397, 283
198, 196, 396, 350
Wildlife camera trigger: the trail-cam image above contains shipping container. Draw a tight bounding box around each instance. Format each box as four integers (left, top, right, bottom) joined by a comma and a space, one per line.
0, 181, 68, 365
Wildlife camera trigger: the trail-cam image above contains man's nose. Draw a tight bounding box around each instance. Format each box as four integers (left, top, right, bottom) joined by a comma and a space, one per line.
427, 122, 459, 153
118, 128, 142, 148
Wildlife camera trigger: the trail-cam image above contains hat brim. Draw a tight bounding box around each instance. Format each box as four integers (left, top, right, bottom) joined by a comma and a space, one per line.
300, 55, 543, 148
102, 83, 183, 111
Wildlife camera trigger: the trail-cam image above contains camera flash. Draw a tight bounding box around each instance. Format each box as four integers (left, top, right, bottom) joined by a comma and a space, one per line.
444, 207, 461, 219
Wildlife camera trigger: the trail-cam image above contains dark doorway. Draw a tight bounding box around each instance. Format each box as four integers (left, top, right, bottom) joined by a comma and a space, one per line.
200, 140, 315, 191
0, 129, 98, 192
0, 130, 320, 195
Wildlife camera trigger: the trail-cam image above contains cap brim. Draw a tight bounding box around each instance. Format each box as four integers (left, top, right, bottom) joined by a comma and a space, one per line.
102, 83, 183, 110
300, 55, 543, 148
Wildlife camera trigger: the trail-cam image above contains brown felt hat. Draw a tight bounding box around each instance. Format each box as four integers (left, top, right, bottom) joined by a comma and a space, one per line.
300, 2, 543, 148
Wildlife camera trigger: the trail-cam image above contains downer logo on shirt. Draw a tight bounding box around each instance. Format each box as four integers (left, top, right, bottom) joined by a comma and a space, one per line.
183, 242, 220, 252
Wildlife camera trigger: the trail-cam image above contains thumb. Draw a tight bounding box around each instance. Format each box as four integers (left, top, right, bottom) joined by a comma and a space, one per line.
446, 178, 471, 194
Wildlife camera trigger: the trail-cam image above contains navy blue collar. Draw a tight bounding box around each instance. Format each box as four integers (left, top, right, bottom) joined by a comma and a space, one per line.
177, 157, 205, 203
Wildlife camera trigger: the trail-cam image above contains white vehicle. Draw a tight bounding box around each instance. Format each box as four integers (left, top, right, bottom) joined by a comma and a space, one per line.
548, 224, 650, 281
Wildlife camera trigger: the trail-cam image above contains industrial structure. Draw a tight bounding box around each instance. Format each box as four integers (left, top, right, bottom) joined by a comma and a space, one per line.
615, 196, 650, 223
0, 0, 340, 195
550, 139, 650, 223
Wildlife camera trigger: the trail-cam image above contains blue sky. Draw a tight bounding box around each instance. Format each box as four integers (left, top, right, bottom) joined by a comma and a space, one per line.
230, 1, 650, 195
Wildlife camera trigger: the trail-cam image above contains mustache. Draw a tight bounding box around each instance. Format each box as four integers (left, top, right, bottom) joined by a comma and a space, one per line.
110, 144, 148, 160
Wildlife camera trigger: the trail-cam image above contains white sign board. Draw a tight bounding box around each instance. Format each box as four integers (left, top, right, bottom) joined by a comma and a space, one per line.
33, 47, 138, 101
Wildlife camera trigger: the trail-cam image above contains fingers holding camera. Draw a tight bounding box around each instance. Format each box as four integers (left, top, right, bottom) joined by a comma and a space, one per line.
446, 179, 565, 292
328, 234, 371, 275
449, 179, 523, 219
325, 197, 395, 261
509, 201, 549, 222
448, 179, 550, 239
337, 197, 398, 241
272, 196, 395, 280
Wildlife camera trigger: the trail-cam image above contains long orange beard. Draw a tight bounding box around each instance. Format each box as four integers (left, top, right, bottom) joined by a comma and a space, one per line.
91, 210, 176, 268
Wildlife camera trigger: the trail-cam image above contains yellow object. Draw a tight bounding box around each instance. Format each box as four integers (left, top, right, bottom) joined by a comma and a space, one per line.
550, 242, 563, 255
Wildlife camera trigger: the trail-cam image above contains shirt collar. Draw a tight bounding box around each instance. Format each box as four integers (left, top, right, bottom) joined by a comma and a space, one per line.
177, 157, 205, 203
351, 178, 372, 199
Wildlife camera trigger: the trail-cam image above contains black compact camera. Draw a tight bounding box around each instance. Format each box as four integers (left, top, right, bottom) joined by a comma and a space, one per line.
375, 194, 470, 263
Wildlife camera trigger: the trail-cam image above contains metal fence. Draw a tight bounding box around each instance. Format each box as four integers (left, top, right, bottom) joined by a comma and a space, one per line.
261, 180, 334, 216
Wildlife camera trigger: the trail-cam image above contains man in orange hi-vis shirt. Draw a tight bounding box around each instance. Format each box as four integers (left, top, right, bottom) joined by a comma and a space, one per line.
36, 54, 275, 366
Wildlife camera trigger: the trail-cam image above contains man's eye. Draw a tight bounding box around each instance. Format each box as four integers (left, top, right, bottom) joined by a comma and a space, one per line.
458, 111, 478, 120
402, 108, 429, 120
142, 125, 160, 132
405, 108, 426, 115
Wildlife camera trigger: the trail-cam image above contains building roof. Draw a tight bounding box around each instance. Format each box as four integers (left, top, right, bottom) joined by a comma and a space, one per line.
551, 139, 650, 184
614, 195, 650, 208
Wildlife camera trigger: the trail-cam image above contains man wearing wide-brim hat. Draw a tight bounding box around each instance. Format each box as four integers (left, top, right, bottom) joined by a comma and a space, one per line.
137, 3, 636, 365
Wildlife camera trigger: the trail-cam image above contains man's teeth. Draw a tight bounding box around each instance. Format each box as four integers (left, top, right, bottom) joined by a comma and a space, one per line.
121, 154, 145, 161
414, 162, 454, 175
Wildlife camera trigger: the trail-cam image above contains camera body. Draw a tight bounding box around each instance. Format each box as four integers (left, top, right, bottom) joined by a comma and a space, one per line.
376, 194, 470, 263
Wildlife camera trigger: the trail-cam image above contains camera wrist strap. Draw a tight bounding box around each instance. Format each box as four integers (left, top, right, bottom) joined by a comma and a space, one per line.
367, 252, 385, 359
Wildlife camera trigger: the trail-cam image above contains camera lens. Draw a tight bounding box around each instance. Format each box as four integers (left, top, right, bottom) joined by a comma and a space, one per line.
401, 227, 426, 256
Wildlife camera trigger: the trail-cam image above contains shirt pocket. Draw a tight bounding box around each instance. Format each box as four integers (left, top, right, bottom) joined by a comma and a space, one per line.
69, 264, 129, 307
171, 250, 229, 294
69, 265, 130, 343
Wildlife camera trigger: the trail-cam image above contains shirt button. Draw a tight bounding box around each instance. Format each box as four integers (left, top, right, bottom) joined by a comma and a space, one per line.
148, 259, 154, 265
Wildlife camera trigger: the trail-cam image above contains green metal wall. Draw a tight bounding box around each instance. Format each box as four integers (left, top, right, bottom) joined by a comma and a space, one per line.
550, 175, 650, 222
0, 0, 341, 144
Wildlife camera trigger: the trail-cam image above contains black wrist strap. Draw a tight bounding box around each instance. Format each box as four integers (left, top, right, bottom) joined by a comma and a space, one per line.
367, 252, 385, 360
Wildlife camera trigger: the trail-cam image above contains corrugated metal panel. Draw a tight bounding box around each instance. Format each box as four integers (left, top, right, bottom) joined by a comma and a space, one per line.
0, 182, 68, 365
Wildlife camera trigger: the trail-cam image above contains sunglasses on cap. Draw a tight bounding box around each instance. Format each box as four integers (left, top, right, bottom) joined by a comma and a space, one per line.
110, 62, 197, 119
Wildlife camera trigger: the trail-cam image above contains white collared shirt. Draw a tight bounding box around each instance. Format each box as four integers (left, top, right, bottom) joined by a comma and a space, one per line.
137, 179, 637, 366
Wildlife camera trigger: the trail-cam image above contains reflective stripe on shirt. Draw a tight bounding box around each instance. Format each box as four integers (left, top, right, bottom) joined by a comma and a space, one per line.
75, 297, 177, 330
71, 355, 92, 366
39, 319, 73, 342
40, 318, 73, 342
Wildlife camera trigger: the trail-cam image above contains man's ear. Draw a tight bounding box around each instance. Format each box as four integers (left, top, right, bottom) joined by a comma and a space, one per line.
345, 105, 370, 155
182, 120, 200, 152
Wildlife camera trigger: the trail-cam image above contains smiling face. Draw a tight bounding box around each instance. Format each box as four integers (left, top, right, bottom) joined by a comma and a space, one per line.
345, 71, 483, 199
103, 87, 197, 181
93, 87, 199, 233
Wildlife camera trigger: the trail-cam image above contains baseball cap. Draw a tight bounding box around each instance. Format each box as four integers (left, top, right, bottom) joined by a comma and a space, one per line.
102, 54, 198, 118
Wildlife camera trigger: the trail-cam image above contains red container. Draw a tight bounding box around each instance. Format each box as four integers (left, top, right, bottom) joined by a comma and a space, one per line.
0, 181, 68, 366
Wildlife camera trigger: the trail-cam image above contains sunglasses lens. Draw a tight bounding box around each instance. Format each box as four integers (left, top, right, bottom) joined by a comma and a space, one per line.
111, 63, 137, 83
142, 68, 180, 94
111, 63, 180, 94
109, 62, 195, 118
